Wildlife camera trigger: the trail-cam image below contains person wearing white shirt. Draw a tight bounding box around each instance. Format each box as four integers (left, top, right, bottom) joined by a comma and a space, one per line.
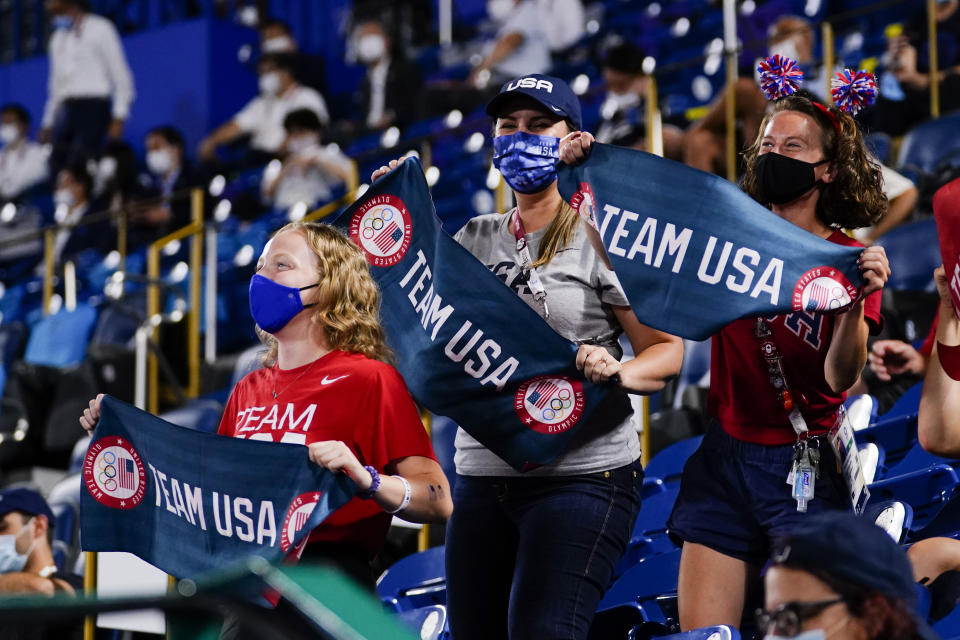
0, 104, 50, 201
40, 0, 135, 172
470, 0, 551, 86
198, 53, 330, 167
261, 109, 353, 210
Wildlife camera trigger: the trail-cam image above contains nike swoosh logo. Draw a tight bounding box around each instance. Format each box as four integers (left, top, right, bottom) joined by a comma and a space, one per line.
549, 105, 563, 112
321, 375, 349, 385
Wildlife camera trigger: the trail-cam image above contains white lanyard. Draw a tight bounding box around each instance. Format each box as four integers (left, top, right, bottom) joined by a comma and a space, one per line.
511, 210, 549, 319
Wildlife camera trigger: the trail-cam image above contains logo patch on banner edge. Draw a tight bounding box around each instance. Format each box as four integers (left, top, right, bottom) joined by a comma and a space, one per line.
792, 267, 858, 313
83, 436, 147, 509
514, 374, 585, 434
349, 194, 412, 267
280, 491, 323, 554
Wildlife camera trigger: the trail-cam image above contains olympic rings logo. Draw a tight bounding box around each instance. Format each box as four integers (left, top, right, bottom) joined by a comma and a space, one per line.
827, 286, 846, 309
98, 451, 119, 492
360, 206, 396, 240
531, 388, 573, 421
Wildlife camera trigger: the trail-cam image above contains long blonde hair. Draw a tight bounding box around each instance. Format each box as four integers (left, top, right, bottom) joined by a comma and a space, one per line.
258, 222, 393, 365
529, 200, 580, 267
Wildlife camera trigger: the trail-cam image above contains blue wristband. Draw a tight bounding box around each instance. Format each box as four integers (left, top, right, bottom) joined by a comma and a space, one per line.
357, 465, 381, 499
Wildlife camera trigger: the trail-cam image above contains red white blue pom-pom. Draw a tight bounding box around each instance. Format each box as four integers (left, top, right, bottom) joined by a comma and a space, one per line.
830, 69, 878, 114
757, 55, 804, 101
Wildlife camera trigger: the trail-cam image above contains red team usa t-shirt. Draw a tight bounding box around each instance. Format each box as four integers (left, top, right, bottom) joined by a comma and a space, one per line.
218, 349, 436, 559
709, 231, 884, 445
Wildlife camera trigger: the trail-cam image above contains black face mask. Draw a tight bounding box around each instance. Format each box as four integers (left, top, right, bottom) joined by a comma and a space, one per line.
754, 152, 829, 205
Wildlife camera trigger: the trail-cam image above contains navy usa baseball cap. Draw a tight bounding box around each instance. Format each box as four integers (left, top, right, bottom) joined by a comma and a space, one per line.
0, 488, 55, 524
485, 73, 583, 131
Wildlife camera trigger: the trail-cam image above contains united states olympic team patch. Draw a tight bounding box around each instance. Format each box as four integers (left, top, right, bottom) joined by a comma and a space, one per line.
514, 375, 585, 434
84, 436, 147, 509
350, 194, 412, 267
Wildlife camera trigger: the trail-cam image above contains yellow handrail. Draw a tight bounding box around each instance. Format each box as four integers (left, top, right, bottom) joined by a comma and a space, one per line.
645, 74, 662, 157
82, 551, 97, 640
145, 188, 205, 414
822, 22, 835, 101
724, 47, 737, 183
303, 191, 358, 223
418, 411, 432, 553
928, 0, 940, 118
42, 230, 55, 316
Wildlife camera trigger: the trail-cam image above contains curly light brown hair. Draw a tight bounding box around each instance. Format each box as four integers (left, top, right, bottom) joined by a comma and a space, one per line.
258, 222, 393, 365
741, 93, 887, 229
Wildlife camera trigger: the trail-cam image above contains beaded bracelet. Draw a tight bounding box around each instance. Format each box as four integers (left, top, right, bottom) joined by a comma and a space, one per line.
357, 465, 381, 499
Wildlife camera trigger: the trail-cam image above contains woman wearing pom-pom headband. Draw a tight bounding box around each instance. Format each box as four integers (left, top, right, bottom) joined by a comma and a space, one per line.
665, 85, 891, 631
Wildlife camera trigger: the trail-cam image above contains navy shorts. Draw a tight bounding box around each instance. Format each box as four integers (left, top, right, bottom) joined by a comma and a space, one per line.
666, 423, 850, 566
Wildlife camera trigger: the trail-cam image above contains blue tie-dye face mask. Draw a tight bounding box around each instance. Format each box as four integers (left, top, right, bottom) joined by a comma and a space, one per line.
493, 131, 560, 195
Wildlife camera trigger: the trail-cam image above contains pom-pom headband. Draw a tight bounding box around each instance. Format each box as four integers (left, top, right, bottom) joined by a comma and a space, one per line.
756, 56, 879, 134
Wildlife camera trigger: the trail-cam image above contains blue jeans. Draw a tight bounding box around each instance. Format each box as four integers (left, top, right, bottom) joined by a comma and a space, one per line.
445, 460, 643, 640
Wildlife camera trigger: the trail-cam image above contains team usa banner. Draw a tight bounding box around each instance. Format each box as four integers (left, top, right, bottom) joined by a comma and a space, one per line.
557, 143, 866, 340
80, 396, 355, 578
332, 157, 613, 471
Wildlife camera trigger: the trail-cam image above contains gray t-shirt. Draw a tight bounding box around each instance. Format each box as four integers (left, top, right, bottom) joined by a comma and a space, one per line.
453, 210, 642, 476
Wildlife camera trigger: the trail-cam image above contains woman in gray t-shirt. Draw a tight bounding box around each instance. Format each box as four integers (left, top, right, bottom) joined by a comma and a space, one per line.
371, 73, 683, 640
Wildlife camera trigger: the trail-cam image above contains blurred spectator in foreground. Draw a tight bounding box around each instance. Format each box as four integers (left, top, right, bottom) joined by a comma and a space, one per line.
41, 0, 135, 174
763, 512, 938, 640
257, 17, 327, 96
0, 104, 50, 201
353, 19, 423, 131
198, 53, 329, 170
918, 265, 960, 456
51, 162, 109, 267
470, 0, 551, 88
595, 43, 684, 161
0, 487, 83, 640
127, 126, 202, 247
865, 1, 960, 137
261, 109, 353, 211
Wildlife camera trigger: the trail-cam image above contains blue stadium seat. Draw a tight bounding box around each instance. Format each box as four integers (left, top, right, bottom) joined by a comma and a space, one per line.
644, 436, 703, 486
934, 603, 960, 639
897, 111, 960, 174
593, 549, 683, 638
864, 499, 914, 543
874, 219, 940, 292
47, 473, 81, 572
856, 413, 920, 467
0, 321, 27, 371
394, 605, 450, 640
69, 436, 91, 474
868, 464, 959, 529
878, 382, 923, 421
377, 545, 446, 613
23, 304, 99, 368
884, 443, 957, 479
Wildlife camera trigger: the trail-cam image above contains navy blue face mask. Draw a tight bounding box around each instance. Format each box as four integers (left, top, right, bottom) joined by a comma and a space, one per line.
493, 131, 560, 194
248, 274, 319, 334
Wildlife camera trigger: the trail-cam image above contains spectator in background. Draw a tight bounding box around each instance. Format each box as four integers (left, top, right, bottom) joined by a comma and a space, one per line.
51, 162, 109, 267
855, 165, 919, 245
0, 487, 83, 640
595, 43, 684, 161
198, 53, 329, 169
535, 0, 585, 53
866, 0, 960, 137
0, 488, 79, 596
261, 109, 353, 211
353, 19, 423, 131
93, 139, 143, 209
470, 0, 551, 88
762, 512, 938, 640
40, 0, 135, 174
129, 126, 202, 246
918, 265, 960, 456
257, 17, 327, 96
683, 16, 813, 176
0, 104, 50, 201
